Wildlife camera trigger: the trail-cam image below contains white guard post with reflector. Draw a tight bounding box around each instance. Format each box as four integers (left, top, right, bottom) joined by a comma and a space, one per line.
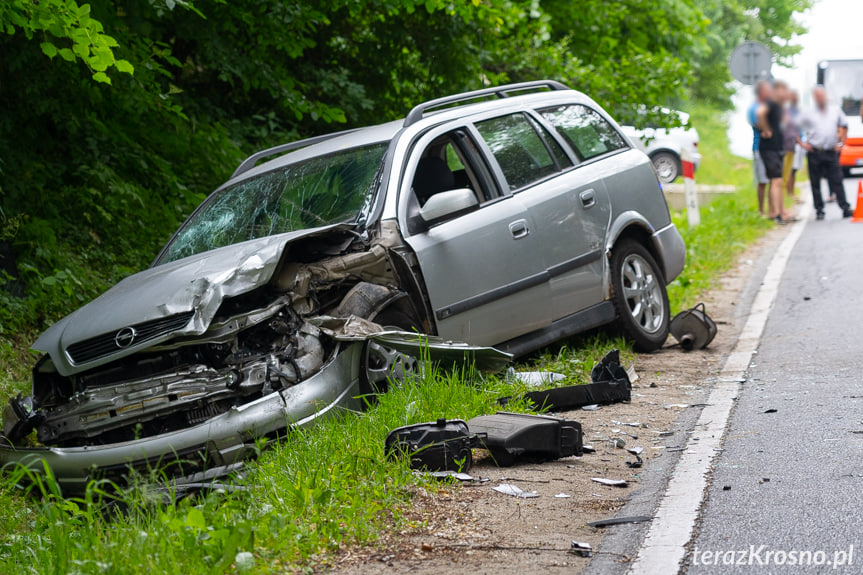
681, 146, 700, 227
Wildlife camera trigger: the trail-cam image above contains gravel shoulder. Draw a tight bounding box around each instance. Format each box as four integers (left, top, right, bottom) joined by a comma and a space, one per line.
335, 223, 789, 575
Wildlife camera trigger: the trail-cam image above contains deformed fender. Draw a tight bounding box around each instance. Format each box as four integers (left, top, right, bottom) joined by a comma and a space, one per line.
605, 211, 685, 288
0, 342, 366, 495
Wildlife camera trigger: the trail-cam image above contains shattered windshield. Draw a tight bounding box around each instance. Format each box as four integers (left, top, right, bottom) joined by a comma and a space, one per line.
157, 143, 388, 264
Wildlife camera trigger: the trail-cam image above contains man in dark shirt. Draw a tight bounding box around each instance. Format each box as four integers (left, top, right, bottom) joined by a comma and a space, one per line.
757, 80, 794, 223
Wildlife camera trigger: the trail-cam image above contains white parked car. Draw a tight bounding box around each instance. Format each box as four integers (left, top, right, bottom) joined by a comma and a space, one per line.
621, 111, 701, 184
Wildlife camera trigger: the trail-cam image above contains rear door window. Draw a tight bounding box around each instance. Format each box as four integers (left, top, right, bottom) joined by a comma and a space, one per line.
540, 105, 627, 161
475, 113, 564, 191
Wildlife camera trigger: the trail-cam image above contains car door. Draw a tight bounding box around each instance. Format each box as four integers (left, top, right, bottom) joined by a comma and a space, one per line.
534, 104, 631, 317
480, 110, 614, 321
399, 125, 552, 346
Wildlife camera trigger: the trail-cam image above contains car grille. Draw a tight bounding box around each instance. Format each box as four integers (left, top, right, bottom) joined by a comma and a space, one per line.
66, 312, 195, 364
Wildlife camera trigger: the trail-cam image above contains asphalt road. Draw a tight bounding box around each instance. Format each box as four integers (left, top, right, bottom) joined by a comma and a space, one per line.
686, 174, 863, 574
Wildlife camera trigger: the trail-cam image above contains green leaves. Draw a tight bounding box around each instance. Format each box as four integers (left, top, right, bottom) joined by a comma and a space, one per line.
1, 0, 137, 83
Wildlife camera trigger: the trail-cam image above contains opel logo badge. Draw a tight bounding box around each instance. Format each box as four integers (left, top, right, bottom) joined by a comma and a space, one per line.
114, 327, 137, 348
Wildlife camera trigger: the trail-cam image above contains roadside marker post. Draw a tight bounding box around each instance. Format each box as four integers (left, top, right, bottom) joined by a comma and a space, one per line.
681, 147, 700, 227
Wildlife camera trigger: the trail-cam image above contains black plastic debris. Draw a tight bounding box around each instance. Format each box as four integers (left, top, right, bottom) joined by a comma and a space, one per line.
571, 541, 593, 557
467, 412, 583, 466
587, 515, 651, 528
503, 350, 631, 412
385, 419, 484, 472
626, 446, 644, 468
669, 303, 717, 351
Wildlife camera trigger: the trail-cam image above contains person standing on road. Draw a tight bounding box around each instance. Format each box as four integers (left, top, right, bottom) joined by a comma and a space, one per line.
756, 80, 795, 224
782, 90, 803, 202
798, 85, 852, 220
749, 81, 770, 216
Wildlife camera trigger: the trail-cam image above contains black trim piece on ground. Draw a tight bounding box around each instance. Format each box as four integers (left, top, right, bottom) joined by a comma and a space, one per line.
435, 248, 603, 321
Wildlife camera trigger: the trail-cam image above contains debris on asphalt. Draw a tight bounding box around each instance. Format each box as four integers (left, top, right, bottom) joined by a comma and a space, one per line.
723, 485, 732, 491
759, 477, 771, 484
582, 444, 596, 453
609, 437, 626, 449
502, 350, 631, 412
591, 477, 629, 487
581, 404, 601, 411
587, 516, 651, 528
492, 483, 539, 498
669, 302, 717, 351
468, 412, 583, 466
385, 418, 483, 472
570, 541, 593, 557
763, 408, 777, 414
554, 493, 572, 498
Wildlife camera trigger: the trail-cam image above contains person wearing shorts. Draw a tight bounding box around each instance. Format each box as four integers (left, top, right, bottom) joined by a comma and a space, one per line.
756, 81, 795, 223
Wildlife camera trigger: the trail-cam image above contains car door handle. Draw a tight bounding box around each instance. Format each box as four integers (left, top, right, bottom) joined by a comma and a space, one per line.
509, 219, 530, 239
579, 189, 596, 209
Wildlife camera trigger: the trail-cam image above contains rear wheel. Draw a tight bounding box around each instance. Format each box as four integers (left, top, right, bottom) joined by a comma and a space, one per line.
610, 240, 670, 352
651, 151, 681, 183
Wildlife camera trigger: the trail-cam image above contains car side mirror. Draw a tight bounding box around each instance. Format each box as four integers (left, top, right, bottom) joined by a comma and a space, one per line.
419, 188, 478, 223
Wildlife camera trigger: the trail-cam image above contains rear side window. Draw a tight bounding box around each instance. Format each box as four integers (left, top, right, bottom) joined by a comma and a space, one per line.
541, 105, 627, 161
475, 113, 559, 191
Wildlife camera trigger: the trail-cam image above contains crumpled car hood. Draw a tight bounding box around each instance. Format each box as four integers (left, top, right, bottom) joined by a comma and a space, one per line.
34, 224, 344, 377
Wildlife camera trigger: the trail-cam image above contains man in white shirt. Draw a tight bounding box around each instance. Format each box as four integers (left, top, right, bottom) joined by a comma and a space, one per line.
798, 85, 852, 220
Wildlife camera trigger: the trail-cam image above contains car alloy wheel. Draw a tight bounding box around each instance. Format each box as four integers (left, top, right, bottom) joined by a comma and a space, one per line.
610, 240, 670, 352
621, 253, 664, 334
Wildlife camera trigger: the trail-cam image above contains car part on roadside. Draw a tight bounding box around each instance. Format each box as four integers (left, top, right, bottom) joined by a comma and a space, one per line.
591, 477, 629, 487
424, 470, 489, 483
385, 419, 484, 472
467, 412, 583, 466
587, 515, 652, 528
626, 446, 644, 468
506, 369, 567, 387
570, 541, 593, 558
669, 302, 717, 351
503, 349, 631, 412
491, 483, 539, 498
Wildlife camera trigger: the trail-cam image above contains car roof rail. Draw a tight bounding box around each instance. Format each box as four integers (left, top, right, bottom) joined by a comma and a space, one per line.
231, 128, 362, 178
403, 80, 571, 128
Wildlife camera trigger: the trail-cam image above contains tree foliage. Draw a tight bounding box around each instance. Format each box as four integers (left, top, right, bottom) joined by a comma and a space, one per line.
0, 0, 810, 333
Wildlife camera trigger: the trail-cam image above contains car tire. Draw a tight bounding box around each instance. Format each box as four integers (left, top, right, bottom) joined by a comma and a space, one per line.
610, 240, 670, 352
651, 151, 681, 184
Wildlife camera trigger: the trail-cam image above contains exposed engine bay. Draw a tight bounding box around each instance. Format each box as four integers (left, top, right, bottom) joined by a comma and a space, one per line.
3, 221, 436, 449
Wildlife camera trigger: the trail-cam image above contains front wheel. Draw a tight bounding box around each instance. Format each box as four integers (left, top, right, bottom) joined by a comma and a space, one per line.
610, 240, 670, 352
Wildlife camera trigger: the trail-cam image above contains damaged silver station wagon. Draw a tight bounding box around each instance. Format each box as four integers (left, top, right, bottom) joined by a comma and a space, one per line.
1, 81, 685, 493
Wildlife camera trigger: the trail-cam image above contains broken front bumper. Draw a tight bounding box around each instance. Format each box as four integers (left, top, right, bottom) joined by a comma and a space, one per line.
0, 332, 512, 495
0, 341, 365, 495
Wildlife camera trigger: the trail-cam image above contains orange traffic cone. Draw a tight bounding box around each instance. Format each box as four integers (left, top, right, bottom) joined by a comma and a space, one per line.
852, 181, 863, 223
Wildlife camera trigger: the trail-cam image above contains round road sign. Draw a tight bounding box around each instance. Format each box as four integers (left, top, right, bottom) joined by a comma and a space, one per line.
729, 42, 773, 85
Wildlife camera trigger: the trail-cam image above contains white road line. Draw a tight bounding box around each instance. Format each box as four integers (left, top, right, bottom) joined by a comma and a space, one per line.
628, 204, 811, 575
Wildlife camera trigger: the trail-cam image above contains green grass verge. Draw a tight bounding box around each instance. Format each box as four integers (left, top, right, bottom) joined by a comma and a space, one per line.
0, 104, 772, 574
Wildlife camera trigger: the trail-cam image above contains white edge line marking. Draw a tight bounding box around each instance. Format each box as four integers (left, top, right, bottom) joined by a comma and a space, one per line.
628, 204, 811, 574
